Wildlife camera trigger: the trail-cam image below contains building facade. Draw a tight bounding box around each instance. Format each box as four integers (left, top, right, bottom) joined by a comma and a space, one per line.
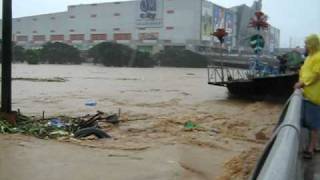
232, 1, 281, 53
5, 0, 279, 53
201, 1, 237, 49
11, 0, 201, 52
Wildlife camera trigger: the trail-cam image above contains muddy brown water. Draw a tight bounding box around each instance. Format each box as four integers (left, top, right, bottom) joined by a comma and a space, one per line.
9, 64, 227, 116
0, 64, 284, 180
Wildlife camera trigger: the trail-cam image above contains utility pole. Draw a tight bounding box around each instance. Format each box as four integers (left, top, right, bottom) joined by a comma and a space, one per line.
1, 0, 13, 114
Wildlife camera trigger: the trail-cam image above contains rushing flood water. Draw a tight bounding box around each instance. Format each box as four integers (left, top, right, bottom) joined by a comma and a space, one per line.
0, 64, 285, 180
9, 64, 227, 116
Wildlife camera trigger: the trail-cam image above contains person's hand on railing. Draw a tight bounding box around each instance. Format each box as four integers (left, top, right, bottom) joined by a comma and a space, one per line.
294, 82, 305, 89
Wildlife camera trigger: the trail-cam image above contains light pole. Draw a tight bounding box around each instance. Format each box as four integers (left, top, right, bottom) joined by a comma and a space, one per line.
1, 0, 15, 123
211, 28, 228, 82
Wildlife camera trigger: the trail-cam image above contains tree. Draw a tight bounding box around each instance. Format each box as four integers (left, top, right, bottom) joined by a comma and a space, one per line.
154, 48, 208, 68
0, 42, 26, 63
13, 45, 26, 62
88, 42, 133, 67
132, 51, 155, 67
40, 42, 83, 64
25, 49, 40, 64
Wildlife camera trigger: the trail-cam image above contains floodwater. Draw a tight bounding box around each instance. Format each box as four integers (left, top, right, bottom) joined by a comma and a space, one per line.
0, 64, 284, 180
11, 64, 226, 116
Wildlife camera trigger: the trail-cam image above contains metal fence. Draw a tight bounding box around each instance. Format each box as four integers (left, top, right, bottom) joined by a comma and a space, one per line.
250, 90, 307, 180
207, 65, 250, 84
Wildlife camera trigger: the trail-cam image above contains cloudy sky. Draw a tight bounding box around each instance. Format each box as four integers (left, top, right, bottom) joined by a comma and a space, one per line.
1, 0, 319, 47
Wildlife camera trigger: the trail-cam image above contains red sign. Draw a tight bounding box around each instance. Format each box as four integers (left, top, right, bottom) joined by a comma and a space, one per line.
91, 34, 107, 41
70, 34, 84, 41
33, 35, 46, 41
114, 33, 132, 40
50, 35, 64, 41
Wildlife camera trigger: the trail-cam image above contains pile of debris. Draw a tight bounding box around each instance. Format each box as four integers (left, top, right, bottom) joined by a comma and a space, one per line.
0, 111, 119, 140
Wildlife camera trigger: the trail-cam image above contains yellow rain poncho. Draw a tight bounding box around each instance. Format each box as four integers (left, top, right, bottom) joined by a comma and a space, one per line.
299, 34, 320, 105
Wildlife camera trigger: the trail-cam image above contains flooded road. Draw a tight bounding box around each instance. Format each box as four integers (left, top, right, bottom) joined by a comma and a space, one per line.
1, 64, 284, 179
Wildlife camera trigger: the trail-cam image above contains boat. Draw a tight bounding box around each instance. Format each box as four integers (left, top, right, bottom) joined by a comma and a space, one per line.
207, 64, 299, 98
207, 10, 300, 99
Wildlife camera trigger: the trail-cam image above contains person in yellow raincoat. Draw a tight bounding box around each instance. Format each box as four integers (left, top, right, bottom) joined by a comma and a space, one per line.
295, 34, 320, 159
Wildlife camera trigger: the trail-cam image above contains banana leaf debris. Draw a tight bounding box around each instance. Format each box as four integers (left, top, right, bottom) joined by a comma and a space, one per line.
0, 111, 119, 139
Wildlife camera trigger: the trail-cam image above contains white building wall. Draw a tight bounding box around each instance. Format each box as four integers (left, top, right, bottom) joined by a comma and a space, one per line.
13, 12, 68, 46
162, 0, 201, 43
66, 2, 138, 42
10, 0, 202, 49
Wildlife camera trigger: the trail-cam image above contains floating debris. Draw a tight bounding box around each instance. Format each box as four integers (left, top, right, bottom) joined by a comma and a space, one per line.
0, 111, 117, 140
74, 127, 111, 139
184, 120, 201, 131
116, 78, 140, 81
12, 77, 67, 82
48, 118, 65, 128
85, 99, 97, 107
255, 130, 268, 140
0, 120, 15, 133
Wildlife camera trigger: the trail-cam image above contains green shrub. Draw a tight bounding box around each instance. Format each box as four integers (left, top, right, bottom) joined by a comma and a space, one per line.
40, 42, 83, 64
25, 49, 40, 64
0, 44, 26, 63
13, 45, 26, 62
132, 51, 155, 67
88, 42, 134, 67
154, 48, 208, 68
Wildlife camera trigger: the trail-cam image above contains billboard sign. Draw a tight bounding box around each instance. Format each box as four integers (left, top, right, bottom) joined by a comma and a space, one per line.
139, 32, 159, 40
136, 0, 164, 28
225, 11, 234, 34
224, 11, 235, 45
213, 5, 225, 31
201, 0, 213, 41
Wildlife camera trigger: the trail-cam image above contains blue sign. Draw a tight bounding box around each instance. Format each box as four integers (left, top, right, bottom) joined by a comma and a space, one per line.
225, 11, 234, 33
136, 0, 163, 28
140, 0, 157, 19
213, 5, 225, 31
140, 0, 156, 12
224, 11, 234, 45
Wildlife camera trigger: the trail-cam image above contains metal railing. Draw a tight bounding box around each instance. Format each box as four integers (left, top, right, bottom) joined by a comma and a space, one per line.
250, 90, 306, 180
208, 65, 250, 84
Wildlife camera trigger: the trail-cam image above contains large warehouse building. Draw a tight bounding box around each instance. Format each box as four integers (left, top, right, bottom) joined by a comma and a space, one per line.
7, 0, 279, 53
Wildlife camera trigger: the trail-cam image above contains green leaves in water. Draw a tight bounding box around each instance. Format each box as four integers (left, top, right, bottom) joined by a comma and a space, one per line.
0, 115, 71, 139
0, 120, 16, 133
184, 120, 200, 129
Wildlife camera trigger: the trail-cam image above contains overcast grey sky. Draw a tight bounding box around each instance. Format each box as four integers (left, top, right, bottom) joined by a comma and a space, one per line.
1, 0, 319, 47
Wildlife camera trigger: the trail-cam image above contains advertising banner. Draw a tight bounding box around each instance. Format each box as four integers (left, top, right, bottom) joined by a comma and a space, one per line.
213, 5, 225, 31
225, 11, 234, 34
139, 32, 159, 40
201, 0, 213, 41
136, 0, 164, 28
224, 11, 235, 45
